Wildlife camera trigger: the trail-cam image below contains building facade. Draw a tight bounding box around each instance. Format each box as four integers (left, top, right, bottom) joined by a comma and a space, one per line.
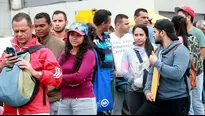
1, 0, 205, 36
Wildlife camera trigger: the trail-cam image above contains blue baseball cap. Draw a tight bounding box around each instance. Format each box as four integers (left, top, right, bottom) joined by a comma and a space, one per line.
68, 22, 88, 35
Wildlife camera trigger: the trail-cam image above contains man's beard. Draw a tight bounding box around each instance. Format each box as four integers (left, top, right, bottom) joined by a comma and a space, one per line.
155, 37, 163, 45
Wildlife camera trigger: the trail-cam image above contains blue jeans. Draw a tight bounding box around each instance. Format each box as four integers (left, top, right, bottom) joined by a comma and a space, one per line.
203, 76, 205, 104
24, 113, 49, 115
57, 98, 97, 115
50, 101, 60, 115
189, 73, 204, 115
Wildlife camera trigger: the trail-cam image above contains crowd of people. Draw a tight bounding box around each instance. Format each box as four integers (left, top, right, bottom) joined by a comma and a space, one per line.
0, 4, 205, 115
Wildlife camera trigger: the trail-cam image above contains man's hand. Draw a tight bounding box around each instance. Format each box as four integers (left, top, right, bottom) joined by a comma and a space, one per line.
0, 54, 18, 69
17, 58, 41, 78
17, 58, 33, 71
146, 92, 154, 102
149, 51, 158, 65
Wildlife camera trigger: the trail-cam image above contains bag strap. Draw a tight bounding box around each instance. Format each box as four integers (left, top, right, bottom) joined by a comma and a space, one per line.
173, 44, 181, 52
92, 49, 100, 83
184, 72, 191, 107
42, 85, 46, 105
17, 45, 45, 55
154, 47, 160, 53
133, 49, 143, 63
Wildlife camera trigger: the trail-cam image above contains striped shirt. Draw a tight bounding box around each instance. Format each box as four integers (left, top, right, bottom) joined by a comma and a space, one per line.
93, 32, 114, 80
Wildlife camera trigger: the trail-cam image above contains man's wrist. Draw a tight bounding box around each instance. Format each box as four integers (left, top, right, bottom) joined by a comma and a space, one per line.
32, 70, 42, 79
153, 60, 160, 67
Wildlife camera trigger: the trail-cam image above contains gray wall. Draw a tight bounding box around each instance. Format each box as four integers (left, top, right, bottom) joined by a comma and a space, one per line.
10, 0, 155, 29
155, 0, 205, 21
26, 0, 82, 7
159, 11, 205, 23
3, 0, 205, 36
0, 0, 12, 36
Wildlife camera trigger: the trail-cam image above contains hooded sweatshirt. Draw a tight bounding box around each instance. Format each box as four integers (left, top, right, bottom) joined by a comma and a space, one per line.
121, 44, 150, 92
144, 40, 190, 100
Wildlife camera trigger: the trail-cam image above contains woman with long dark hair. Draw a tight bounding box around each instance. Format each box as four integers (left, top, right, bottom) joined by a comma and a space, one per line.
57, 22, 97, 115
121, 24, 154, 115
171, 15, 189, 48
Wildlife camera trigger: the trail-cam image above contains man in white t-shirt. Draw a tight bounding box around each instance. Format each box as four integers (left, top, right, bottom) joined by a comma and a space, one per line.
110, 14, 134, 115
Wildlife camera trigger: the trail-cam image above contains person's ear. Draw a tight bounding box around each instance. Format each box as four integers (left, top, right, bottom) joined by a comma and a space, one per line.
188, 15, 192, 21
30, 24, 35, 31
134, 16, 138, 23
65, 21, 68, 26
160, 30, 165, 36
116, 22, 120, 28
186, 15, 191, 22
49, 23, 52, 27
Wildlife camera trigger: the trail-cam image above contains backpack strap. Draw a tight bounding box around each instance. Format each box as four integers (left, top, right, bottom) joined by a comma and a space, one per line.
26, 45, 45, 54
133, 49, 143, 63
91, 49, 99, 83
173, 44, 181, 52
17, 45, 45, 55
42, 85, 46, 105
133, 49, 149, 88
154, 43, 181, 54
154, 46, 160, 53
183, 70, 191, 107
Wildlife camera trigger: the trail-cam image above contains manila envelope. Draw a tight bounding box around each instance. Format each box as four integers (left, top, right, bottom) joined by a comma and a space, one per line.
151, 67, 160, 102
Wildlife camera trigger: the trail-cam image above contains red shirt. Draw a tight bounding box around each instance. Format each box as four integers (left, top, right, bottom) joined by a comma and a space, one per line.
51, 31, 67, 42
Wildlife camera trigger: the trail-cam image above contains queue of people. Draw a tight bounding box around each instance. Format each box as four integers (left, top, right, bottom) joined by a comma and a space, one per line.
0, 5, 205, 115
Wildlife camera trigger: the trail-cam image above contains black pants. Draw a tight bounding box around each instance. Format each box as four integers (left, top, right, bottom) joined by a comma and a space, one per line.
122, 99, 130, 115
126, 91, 146, 115
136, 97, 190, 115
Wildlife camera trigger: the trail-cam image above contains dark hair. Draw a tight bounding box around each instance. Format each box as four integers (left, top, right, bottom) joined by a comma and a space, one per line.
132, 24, 154, 56
109, 25, 115, 32
114, 14, 128, 25
93, 9, 112, 26
171, 15, 188, 48
134, 8, 148, 16
35, 12, 51, 24
178, 10, 194, 23
52, 10, 67, 21
60, 31, 95, 72
148, 19, 152, 24
193, 20, 198, 27
12, 12, 32, 25
87, 23, 97, 41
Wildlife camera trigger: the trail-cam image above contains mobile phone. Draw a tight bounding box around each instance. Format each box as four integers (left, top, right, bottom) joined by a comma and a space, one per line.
5, 47, 17, 56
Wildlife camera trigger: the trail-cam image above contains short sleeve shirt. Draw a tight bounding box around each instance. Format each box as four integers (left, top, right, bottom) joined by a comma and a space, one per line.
189, 27, 205, 48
